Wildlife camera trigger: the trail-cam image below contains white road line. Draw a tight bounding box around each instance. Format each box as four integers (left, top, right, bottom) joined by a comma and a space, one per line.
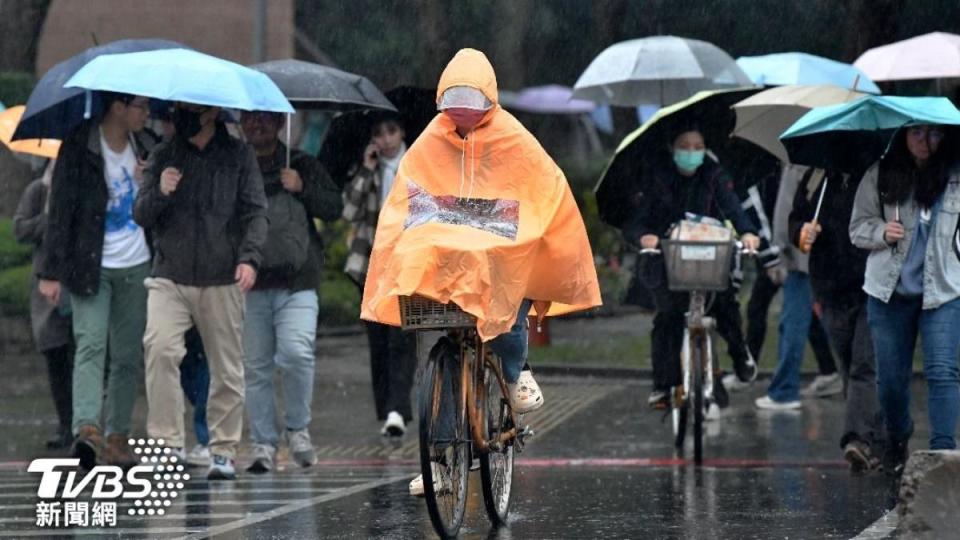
852, 509, 898, 539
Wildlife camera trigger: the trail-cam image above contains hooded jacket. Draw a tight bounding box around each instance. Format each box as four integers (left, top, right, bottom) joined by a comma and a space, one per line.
360, 49, 601, 340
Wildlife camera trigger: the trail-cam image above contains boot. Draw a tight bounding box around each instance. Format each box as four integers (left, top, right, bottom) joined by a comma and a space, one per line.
104, 434, 138, 469
72, 425, 103, 470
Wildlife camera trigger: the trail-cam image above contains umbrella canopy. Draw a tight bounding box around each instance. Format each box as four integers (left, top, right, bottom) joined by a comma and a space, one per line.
249, 59, 396, 112
0, 106, 60, 158
500, 85, 596, 114
594, 88, 765, 228
732, 84, 867, 162
319, 86, 436, 188
572, 35, 753, 107
65, 49, 293, 113
780, 95, 960, 172
854, 32, 960, 81
13, 39, 187, 141
736, 52, 880, 93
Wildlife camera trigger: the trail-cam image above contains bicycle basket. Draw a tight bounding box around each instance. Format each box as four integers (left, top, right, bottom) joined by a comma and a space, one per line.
398, 295, 476, 330
660, 239, 734, 291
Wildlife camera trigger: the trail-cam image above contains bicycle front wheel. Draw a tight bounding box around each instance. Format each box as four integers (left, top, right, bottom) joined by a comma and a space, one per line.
479, 362, 514, 525
418, 336, 470, 538
692, 334, 706, 465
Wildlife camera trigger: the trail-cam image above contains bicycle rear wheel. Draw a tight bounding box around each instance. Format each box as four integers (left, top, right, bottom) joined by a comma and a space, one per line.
672, 388, 687, 452
692, 335, 705, 465
418, 336, 470, 538
479, 362, 514, 525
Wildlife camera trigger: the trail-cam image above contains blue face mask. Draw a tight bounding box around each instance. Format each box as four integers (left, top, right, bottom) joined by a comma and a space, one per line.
673, 149, 705, 172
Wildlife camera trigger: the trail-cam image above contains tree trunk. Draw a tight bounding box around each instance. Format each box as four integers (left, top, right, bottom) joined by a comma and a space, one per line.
0, 0, 52, 72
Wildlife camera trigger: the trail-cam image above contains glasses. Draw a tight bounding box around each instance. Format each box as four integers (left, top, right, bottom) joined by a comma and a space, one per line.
907, 126, 945, 143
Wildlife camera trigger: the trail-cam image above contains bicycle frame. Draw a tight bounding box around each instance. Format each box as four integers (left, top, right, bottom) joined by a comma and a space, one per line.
678, 290, 715, 407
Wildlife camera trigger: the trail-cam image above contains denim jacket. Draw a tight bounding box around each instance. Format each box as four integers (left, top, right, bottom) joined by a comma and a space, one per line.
850, 162, 960, 309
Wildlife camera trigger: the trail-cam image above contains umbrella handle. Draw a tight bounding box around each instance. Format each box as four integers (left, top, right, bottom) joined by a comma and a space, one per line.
285, 113, 292, 169
799, 219, 818, 254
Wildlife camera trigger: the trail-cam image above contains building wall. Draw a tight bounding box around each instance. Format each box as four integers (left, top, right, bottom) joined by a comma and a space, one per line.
36, 0, 294, 74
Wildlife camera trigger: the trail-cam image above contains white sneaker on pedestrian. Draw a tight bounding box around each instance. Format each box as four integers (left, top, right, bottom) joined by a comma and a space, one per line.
722, 373, 752, 392
800, 373, 843, 398
381, 411, 406, 437
207, 454, 237, 480
285, 429, 317, 468
754, 395, 802, 411
186, 444, 210, 467
247, 443, 276, 473
409, 463, 449, 497
704, 401, 721, 421
508, 370, 544, 413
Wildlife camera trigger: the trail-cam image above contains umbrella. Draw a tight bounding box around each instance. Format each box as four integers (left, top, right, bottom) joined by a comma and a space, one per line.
319, 86, 436, 188
64, 49, 293, 113
13, 39, 187, 141
249, 59, 396, 112
0, 106, 60, 158
854, 32, 960, 81
736, 53, 880, 93
572, 36, 754, 107
499, 85, 596, 114
780, 95, 960, 172
732, 84, 867, 162
594, 88, 765, 228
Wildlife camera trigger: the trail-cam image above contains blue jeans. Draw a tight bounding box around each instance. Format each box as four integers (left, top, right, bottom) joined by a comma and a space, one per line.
868, 295, 960, 450
243, 289, 319, 447
179, 327, 209, 446
489, 300, 532, 383
767, 272, 813, 403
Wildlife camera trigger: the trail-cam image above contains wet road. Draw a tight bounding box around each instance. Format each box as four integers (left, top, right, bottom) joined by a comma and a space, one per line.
0, 328, 912, 538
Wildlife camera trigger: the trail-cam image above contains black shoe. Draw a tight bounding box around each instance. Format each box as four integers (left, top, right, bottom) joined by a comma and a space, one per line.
882, 439, 909, 479
734, 352, 758, 384
46, 429, 74, 450
713, 375, 730, 409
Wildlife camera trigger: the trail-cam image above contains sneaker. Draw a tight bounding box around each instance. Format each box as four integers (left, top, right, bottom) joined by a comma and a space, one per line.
381, 411, 406, 437
507, 370, 544, 413
734, 352, 758, 384
247, 444, 276, 473
648, 389, 669, 409
186, 444, 211, 467
882, 439, 909, 479
843, 440, 873, 473
704, 401, 721, 421
721, 372, 752, 392
754, 395, 802, 411
409, 463, 449, 497
207, 454, 237, 480
800, 373, 843, 398
285, 428, 317, 468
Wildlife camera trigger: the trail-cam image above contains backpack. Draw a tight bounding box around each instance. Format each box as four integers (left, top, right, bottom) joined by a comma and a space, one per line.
260, 189, 310, 275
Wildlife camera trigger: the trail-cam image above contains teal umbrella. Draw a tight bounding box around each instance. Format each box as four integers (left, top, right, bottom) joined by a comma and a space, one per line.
780, 95, 960, 172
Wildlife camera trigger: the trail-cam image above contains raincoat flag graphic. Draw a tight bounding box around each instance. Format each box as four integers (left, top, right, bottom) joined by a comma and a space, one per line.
361, 49, 601, 340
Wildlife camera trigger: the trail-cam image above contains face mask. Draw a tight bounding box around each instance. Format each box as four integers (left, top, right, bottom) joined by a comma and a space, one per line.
173, 108, 205, 139
444, 108, 486, 131
673, 149, 705, 172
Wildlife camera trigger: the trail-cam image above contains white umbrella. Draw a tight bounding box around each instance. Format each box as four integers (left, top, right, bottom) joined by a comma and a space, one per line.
854, 32, 960, 81
572, 35, 753, 107
731, 84, 866, 162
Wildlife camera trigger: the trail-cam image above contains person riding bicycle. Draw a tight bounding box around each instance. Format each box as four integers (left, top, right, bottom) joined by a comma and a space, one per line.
358, 48, 601, 496
623, 126, 761, 410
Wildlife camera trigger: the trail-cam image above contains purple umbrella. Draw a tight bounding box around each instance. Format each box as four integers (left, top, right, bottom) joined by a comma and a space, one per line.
500, 85, 596, 114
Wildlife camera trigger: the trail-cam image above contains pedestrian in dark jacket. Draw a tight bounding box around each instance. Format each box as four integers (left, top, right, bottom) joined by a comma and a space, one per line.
622, 127, 760, 408
791, 167, 884, 472
239, 111, 342, 472
13, 161, 74, 450
135, 102, 268, 480
37, 93, 153, 469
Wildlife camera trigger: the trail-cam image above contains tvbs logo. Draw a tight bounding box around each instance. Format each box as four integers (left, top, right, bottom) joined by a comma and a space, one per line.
29, 459, 154, 499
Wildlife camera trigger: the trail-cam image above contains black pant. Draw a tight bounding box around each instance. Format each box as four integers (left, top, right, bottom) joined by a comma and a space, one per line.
365, 321, 418, 421
651, 287, 748, 390
43, 344, 74, 435
746, 270, 836, 374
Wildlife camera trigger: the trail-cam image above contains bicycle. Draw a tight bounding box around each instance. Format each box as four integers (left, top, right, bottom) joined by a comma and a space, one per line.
399, 295, 534, 538
641, 236, 751, 465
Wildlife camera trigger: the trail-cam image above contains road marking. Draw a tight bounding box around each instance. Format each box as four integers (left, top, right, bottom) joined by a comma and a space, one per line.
853, 509, 898, 539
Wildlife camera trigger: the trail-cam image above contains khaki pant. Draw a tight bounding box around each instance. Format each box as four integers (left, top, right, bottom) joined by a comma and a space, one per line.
143, 278, 245, 459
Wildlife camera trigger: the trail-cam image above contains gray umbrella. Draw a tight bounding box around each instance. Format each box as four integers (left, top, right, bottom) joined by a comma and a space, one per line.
250, 59, 396, 112
572, 35, 754, 107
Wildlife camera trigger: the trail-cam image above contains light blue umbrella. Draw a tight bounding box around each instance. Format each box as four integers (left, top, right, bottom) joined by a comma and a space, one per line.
64, 49, 293, 113
780, 95, 960, 172
737, 53, 881, 94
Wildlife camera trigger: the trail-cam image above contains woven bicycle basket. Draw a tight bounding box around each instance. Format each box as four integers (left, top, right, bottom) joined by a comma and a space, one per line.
398, 295, 477, 330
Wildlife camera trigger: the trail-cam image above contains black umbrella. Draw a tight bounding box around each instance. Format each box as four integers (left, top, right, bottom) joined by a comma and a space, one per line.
250, 59, 396, 113
13, 39, 188, 141
594, 88, 766, 228
319, 86, 436, 188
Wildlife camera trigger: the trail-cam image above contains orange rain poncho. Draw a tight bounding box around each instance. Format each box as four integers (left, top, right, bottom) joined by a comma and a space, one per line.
361, 49, 601, 340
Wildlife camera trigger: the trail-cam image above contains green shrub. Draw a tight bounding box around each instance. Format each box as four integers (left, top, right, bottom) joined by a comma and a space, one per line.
0, 264, 32, 316
0, 219, 32, 271
318, 271, 361, 327
0, 71, 35, 107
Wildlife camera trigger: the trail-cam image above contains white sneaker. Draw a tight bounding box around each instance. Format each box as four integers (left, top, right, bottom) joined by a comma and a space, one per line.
381, 411, 406, 437
247, 443, 276, 473
409, 463, 448, 497
754, 395, 802, 411
704, 402, 721, 421
722, 373, 752, 392
285, 429, 317, 468
508, 370, 544, 413
186, 444, 210, 467
800, 373, 843, 398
